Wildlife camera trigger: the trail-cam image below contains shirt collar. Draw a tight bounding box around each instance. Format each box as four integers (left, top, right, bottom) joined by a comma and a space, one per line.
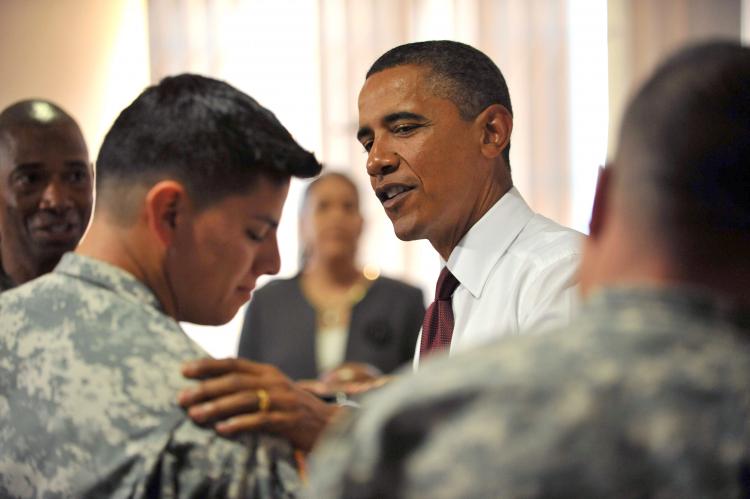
54, 252, 164, 312
446, 187, 534, 298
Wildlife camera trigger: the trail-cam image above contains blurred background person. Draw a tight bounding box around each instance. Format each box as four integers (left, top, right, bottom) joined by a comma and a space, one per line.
0, 99, 92, 293
238, 172, 424, 384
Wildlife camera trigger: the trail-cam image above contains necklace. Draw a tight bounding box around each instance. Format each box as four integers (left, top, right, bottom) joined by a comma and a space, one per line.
302, 274, 371, 329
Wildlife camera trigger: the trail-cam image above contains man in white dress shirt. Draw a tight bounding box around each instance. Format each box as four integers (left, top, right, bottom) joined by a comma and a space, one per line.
356, 40, 582, 366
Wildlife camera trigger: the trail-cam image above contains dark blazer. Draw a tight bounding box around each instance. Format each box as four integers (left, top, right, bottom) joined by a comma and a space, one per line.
238, 275, 425, 380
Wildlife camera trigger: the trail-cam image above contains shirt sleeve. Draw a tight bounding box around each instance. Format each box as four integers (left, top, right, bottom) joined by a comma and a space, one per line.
157, 422, 301, 498
518, 252, 581, 334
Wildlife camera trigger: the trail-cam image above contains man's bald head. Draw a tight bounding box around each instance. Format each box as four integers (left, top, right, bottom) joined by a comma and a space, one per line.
0, 99, 80, 136
0, 99, 92, 287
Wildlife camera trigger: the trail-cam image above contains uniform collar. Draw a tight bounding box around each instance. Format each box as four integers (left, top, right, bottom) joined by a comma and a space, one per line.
586, 285, 750, 332
54, 252, 164, 312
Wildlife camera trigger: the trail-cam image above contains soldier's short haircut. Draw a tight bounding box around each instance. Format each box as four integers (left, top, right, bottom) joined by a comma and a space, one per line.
617, 40, 750, 263
366, 40, 513, 165
96, 74, 321, 218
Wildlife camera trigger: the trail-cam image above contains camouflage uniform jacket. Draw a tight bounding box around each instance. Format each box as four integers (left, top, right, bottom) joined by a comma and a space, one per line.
0, 253, 301, 498
306, 287, 750, 498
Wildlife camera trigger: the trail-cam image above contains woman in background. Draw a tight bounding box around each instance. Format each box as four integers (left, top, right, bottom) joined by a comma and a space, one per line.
238, 172, 424, 384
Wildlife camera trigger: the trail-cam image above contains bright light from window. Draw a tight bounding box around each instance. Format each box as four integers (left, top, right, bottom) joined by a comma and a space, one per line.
567, 0, 609, 234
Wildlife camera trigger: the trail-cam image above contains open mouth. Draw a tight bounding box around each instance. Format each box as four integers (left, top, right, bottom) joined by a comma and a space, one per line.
376, 184, 415, 207
30, 221, 81, 244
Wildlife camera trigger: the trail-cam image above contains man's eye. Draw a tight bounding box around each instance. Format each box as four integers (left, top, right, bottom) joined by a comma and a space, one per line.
361, 141, 373, 153
393, 124, 419, 135
67, 170, 90, 184
246, 230, 266, 243
14, 173, 40, 187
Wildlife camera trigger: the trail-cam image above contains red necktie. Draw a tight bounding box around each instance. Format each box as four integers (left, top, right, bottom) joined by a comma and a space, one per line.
419, 267, 460, 358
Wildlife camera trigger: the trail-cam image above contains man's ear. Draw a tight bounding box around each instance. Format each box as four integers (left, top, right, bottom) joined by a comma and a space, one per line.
478, 104, 513, 159
144, 180, 190, 247
589, 166, 612, 239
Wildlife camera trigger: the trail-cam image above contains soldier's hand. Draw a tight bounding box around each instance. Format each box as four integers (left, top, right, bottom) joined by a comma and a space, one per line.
178, 357, 342, 453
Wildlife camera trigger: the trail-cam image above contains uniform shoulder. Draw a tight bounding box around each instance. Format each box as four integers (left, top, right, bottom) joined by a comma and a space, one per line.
163, 421, 301, 495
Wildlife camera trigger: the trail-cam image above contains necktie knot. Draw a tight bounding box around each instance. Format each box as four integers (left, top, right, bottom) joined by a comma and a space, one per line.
435, 267, 460, 300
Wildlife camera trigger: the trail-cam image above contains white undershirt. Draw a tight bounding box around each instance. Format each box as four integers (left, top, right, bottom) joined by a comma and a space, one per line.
316, 325, 348, 374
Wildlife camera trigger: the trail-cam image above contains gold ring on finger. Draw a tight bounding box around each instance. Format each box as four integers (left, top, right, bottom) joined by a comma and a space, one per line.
256, 388, 271, 412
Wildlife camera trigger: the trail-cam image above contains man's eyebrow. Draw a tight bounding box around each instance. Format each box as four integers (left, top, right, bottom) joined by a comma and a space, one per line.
63, 160, 89, 168
357, 112, 428, 143
383, 111, 427, 124
251, 214, 279, 229
14, 162, 43, 169
11, 162, 44, 174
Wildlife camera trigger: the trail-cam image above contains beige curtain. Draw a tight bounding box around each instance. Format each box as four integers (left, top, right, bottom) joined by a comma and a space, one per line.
607, 0, 742, 155
147, 0, 577, 297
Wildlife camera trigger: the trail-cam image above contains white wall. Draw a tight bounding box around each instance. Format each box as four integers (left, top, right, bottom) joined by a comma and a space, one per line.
0, 0, 151, 158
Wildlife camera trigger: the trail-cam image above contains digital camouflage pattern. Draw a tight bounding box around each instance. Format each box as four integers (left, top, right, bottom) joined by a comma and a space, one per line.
307, 287, 750, 498
0, 253, 301, 498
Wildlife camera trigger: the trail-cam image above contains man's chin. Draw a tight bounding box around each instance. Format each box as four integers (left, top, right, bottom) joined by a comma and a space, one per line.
182, 306, 241, 327
390, 218, 423, 242
31, 233, 82, 252
31, 243, 78, 272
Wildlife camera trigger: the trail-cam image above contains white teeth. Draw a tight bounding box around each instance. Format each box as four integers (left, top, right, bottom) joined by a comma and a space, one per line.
46, 224, 70, 234
385, 185, 408, 200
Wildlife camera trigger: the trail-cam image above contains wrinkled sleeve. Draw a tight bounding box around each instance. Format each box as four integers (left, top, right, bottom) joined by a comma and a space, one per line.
518, 252, 581, 334
156, 424, 301, 498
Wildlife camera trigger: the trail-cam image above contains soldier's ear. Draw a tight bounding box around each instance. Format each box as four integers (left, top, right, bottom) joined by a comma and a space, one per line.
144, 181, 190, 248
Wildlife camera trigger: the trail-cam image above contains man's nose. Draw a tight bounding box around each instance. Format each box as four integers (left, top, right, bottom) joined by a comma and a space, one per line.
254, 234, 282, 278
366, 140, 399, 179
39, 180, 73, 210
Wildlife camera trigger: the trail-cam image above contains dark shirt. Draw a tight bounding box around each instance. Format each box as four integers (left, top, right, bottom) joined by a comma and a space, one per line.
239, 275, 424, 379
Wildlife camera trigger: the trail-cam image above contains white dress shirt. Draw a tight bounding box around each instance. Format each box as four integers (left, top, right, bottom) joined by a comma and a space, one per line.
414, 187, 583, 367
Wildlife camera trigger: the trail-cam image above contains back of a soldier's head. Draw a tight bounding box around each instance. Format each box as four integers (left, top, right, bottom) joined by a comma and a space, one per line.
0, 100, 91, 286
585, 41, 750, 295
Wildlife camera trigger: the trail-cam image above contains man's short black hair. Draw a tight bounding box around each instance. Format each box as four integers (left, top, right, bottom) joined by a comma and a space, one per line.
367, 40, 513, 165
618, 40, 750, 263
96, 74, 321, 218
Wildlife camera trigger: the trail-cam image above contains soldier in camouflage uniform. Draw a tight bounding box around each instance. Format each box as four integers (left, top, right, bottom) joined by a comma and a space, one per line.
0, 100, 93, 293
0, 74, 321, 497
305, 41, 750, 497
